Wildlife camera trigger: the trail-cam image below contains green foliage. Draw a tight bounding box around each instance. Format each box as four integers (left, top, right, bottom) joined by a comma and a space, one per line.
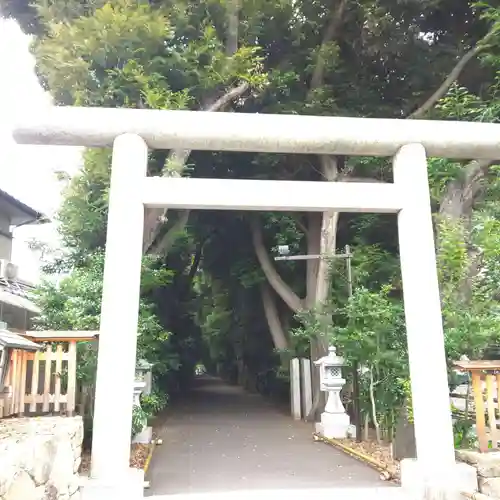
33, 251, 179, 378
435, 83, 491, 121
56, 149, 112, 253
331, 286, 406, 369
131, 404, 148, 437
453, 418, 477, 449
436, 216, 500, 361
400, 379, 414, 424
140, 391, 168, 417
294, 285, 407, 437
194, 275, 233, 366
32, 0, 268, 109
427, 158, 464, 204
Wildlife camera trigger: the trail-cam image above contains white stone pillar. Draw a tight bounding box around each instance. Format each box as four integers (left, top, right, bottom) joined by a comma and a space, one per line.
300, 358, 313, 419
90, 134, 148, 482
290, 358, 301, 420
394, 144, 460, 496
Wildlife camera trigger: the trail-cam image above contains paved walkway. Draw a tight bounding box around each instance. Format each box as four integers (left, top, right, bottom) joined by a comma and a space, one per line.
146, 376, 394, 497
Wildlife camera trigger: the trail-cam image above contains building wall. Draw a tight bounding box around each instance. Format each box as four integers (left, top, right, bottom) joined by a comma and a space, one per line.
0, 302, 33, 331
0, 211, 12, 260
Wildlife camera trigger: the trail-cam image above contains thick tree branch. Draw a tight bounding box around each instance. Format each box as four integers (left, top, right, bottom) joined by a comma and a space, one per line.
226, 0, 240, 57
208, 81, 250, 111
250, 217, 304, 312
260, 283, 289, 350
437, 158, 494, 304
310, 0, 346, 188
409, 30, 496, 119
310, 0, 347, 90
149, 210, 190, 256
142, 83, 250, 255
291, 214, 309, 236
187, 242, 204, 283
439, 159, 493, 221
142, 0, 248, 255
306, 213, 321, 308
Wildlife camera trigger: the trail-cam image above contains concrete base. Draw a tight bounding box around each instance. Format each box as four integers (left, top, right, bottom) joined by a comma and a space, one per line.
400, 458, 478, 500
347, 424, 357, 439
315, 411, 350, 439
133, 425, 153, 445
149, 487, 410, 500
80, 467, 144, 500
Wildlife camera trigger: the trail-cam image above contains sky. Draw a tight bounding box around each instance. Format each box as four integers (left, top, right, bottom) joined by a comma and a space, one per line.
0, 17, 82, 283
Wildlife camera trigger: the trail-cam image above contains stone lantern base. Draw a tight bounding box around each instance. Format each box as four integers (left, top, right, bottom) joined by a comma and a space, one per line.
315, 411, 350, 439
132, 425, 153, 445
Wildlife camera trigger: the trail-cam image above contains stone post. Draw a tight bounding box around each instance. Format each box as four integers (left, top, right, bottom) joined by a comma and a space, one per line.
132, 380, 152, 445
300, 358, 313, 419
89, 134, 148, 496
290, 358, 301, 420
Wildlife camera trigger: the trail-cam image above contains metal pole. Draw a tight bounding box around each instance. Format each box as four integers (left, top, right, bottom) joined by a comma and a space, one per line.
274, 252, 352, 261
276, 246, 359, 433
345, 245, 353, 297
345, 244, 362, 442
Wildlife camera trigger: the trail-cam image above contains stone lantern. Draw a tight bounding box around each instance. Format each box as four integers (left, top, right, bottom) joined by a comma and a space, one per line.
132, 380, 146, 409
135, 359, 153, 396
314, 346, 350, 439
132, 359, 153, 445
132, 360, 151, 422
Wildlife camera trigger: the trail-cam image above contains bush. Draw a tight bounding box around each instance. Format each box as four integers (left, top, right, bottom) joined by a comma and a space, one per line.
140, 390, 168, 416
131, 405, 148, 437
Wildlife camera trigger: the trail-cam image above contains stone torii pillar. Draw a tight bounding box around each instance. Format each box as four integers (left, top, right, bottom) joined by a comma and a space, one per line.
395, 144, 476, 499
85, 134, 148, 498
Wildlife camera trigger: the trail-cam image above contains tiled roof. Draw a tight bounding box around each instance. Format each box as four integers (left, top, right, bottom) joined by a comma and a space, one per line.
0, 329, 40, 351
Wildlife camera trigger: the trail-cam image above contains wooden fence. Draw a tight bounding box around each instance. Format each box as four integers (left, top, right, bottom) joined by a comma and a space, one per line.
453, 360, 500, 452
0, 331, 98, 418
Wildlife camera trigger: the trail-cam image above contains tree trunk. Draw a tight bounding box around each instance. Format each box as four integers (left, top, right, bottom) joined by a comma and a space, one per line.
250, 218, 304, 312
369, 369, 381, 444
305, 157, 340, 421
226, 0, 240, 57
260, 283, 289, 351
305, 213, 321, 308
364, 413, 370, 441
249, 2, 349, 422
439, 159, 491, 222
438, 159, 492, 301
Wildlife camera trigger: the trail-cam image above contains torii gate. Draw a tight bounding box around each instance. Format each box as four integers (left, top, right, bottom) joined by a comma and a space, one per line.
14, 108, 495, 499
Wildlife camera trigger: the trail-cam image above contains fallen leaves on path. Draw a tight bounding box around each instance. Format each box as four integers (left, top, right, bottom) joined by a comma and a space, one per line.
79, 443, 152, 475
130, 443, 151, 469
335, 438, 400, 479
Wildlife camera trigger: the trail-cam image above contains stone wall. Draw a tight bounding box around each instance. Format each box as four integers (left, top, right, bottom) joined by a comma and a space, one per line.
457, 449, 500, 498
0, 416, 83, 500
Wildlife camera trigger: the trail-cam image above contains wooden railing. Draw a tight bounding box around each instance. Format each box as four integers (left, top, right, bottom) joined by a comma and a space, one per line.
453, 360, 500, 452
0, 331, 98, 419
